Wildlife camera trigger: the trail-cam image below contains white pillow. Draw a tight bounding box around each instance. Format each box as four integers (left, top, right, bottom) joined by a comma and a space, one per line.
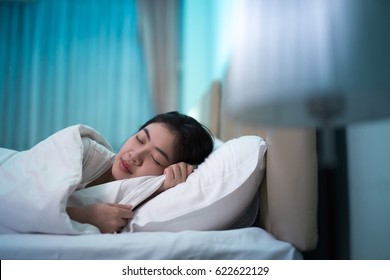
129, 135, 267, 232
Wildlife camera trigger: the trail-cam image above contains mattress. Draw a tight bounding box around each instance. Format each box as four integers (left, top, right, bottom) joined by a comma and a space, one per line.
0, 227, 301, 260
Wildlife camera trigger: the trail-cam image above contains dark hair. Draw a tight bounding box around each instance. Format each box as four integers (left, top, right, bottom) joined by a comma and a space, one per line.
139, 111, 214, 165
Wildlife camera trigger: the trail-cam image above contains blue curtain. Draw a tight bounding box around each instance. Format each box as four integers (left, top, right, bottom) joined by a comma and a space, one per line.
0, 0, 153, 152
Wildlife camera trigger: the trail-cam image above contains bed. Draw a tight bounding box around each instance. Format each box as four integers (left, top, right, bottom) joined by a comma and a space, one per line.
0, 81, 318, 260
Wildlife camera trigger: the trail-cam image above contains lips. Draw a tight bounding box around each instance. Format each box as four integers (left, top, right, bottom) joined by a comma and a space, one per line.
119, 158, 132, 174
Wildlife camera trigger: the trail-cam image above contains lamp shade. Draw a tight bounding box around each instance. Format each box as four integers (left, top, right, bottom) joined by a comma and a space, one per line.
226, 0, 390, 127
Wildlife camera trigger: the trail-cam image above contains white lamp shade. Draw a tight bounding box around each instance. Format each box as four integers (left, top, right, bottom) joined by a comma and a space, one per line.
226, 0, 390, 127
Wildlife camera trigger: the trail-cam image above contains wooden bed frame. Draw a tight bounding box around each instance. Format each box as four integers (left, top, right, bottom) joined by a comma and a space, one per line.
194, 80, 318, 252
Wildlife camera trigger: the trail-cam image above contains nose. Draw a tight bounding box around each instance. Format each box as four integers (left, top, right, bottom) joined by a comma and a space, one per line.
129, 150, 143, 166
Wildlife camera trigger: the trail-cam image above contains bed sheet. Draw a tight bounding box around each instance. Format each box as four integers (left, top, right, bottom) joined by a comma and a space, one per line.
0, 227, 301, 260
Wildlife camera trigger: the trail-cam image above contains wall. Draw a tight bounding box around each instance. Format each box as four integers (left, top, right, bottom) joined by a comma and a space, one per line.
347, 119, 390, 259
180, 0, 236, 114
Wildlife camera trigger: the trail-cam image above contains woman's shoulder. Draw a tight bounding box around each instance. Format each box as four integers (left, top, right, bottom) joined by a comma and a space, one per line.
78, 137, 116, 189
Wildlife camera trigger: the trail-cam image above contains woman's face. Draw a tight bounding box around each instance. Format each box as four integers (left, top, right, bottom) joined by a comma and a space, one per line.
112, 122, 176, 180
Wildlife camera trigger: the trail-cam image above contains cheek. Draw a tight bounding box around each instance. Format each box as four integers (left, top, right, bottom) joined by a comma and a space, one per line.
139, 162, 165, 176
111, 158, 126, 180
119, 137, 135, 153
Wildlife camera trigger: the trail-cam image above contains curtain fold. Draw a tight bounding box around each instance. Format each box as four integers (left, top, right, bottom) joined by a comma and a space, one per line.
0, 0, 152, 152
136, 0, 180, 114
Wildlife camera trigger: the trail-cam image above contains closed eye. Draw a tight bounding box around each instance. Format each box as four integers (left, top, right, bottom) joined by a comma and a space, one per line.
151, 155, 162, 166
136, 135, 144, 144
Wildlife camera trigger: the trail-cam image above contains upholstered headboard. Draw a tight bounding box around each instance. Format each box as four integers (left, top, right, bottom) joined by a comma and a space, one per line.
195, 80, 318, 252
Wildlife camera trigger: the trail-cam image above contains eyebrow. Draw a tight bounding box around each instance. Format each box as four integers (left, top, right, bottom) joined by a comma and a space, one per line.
143, 128, 170, 162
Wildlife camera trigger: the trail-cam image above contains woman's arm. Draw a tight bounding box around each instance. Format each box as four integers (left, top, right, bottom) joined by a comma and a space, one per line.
67, 203, 133, 233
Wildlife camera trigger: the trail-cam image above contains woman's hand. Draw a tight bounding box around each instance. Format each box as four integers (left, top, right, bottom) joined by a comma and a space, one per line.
159, 162, 193, 192
67, 203, 134, 233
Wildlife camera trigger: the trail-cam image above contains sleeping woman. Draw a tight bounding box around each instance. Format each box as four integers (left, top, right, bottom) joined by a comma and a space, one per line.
66, 111, 214, 234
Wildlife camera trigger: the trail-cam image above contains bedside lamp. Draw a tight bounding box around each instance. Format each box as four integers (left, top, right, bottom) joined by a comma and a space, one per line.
227, 0, 390, 127
225, 0, 390, 165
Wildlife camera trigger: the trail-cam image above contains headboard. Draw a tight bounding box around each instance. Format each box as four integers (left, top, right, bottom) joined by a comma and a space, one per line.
194, 80, 318, 252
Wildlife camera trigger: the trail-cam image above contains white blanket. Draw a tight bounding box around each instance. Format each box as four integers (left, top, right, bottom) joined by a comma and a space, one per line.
0, 125, 164, 235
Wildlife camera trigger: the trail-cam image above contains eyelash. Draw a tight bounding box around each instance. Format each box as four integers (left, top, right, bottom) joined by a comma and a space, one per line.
152, 156, 162, 166
136, 135, 144, 144
136, 135, 162, 166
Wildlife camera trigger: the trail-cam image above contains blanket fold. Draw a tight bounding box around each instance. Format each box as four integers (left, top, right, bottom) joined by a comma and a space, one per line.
0, 125, 164, 234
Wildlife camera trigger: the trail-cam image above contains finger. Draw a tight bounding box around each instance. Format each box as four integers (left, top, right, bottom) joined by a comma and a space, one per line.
116, 220, 128, 233
164, 166, 174, 180
180, 164, 189, 180
178, 162, 192, 178
121, 210, 134, 219
173, 165, 183, 181
186, 164, 193, 176
108, 203, 133, 210
180, 162, 192, 179
115, 206, 134, 218
119, 213, 133, 230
